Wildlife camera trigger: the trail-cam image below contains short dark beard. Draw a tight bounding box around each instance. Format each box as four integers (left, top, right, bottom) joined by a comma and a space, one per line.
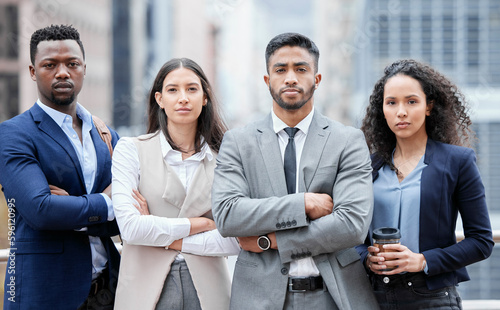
269, 84, 315, 111
51, 93, 75, 106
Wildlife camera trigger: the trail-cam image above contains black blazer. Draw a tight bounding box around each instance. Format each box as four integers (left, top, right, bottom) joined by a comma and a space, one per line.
357, 139, 494, 290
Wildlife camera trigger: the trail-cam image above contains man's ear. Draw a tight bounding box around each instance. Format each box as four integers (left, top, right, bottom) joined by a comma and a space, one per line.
29, 65, 36, 81
314, 73, 322, 89
264, 75, 270, 87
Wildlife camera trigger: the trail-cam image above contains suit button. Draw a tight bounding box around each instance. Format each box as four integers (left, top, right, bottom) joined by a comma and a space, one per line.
281, 222, 286, 228
281, 267, 288, 275
286, 221, 291, 227
291, 220, 297, 226
88, 216, 101, 222
276, 223, 281, 229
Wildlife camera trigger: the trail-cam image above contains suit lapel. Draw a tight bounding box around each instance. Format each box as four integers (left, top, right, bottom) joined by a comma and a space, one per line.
178, 157, 215, 218
257, 115, 288, 196
161, 158, 186, 211
300, 112, 330, 191
30, 104, 85, 186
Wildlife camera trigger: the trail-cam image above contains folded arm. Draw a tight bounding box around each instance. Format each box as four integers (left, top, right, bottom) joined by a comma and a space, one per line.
275, 129, 374, 262
0, 122, 113, 231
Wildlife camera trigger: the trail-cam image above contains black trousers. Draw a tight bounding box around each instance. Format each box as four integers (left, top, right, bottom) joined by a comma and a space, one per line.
371, 272, 462, 310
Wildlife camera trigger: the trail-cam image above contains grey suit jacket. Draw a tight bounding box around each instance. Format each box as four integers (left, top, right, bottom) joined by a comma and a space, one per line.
212, 111, 379, 309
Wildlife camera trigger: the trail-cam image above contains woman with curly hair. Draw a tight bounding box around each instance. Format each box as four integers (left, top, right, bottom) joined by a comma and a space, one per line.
356, 59, 494, 309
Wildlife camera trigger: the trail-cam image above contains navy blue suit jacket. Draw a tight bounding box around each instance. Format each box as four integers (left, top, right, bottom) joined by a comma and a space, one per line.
357, 139, 494, 290
0, 103, 121, 309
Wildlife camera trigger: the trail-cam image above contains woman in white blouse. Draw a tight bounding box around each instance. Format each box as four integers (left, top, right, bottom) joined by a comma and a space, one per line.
112, 58, 240, 310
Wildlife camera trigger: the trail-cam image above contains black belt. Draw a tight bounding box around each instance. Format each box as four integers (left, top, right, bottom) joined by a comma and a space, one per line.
288, 276, 324, 292
89, 273, 107, 296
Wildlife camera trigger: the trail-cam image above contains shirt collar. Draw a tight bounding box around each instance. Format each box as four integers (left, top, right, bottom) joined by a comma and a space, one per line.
271, 107, 315, 135
36, 99, 93, 129
159, 131, 213, 162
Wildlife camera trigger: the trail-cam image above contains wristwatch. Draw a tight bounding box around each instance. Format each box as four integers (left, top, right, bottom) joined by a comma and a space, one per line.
257, 235, 271, 251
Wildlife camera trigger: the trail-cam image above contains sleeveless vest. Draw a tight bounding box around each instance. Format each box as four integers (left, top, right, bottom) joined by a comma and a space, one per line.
114, 133, 231, 310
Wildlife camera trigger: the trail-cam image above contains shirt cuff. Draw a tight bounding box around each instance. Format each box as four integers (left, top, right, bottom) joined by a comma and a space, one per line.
168, 218, 191, 242
181, 230, 240, 256
100, 193, 114, 221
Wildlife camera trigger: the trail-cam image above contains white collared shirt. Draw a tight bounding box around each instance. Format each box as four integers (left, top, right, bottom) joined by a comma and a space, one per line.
272, 107, 320, 277
112, 132, 240, 256
36, 100, 112, 279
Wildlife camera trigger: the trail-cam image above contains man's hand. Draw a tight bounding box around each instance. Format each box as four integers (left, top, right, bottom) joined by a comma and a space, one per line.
237, 236, 263, 253
304, 193, 333, 220
49, 185, 69, 196
238, 232, 278, 253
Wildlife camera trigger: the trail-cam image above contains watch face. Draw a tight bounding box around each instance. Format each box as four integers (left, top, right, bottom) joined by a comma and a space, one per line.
258, 235, 270, 250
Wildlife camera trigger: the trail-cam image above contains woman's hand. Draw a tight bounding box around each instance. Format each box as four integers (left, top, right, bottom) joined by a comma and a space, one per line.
368, 244, 426, 275
188, 217, 216, 235
132, 189, 150, 215
168, 239, 183, 251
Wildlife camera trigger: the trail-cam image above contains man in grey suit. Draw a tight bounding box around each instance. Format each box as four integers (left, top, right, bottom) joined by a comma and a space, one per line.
212, 33, 378, 309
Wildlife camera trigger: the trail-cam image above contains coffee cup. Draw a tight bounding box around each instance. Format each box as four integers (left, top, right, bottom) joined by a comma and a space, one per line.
372, 227, 401, 270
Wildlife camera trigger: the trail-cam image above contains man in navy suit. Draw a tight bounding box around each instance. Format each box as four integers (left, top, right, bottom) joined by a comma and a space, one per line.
0, 25, 120, 309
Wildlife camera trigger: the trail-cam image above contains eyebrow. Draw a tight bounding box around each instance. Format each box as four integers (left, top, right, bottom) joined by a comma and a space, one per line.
273, 61, 311, 68
40, 56, 81, 62
164, 82, 200, 87
384, 94, 421, 100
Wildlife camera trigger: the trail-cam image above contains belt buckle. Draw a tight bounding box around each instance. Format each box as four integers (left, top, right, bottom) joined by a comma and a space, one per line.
288, 277, 308, 292
91, 280, 99, 295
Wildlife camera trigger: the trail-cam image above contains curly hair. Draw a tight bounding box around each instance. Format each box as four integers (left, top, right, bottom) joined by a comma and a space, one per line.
30, 24, 85, 65
361, 59, 473, 169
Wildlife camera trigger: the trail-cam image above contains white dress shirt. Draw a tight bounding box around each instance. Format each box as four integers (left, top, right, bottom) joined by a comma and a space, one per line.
272, 107, 320, 277
37, 100, 113, 280
112, 132, 240, 257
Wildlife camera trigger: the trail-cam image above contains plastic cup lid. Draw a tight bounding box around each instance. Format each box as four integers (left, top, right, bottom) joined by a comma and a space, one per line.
372, 227, 401, 239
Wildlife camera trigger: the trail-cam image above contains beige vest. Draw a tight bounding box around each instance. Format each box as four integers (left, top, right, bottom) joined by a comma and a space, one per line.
114, 133, 231, 310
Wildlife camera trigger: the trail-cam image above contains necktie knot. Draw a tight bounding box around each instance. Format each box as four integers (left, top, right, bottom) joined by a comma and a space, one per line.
284, 127, 299, 139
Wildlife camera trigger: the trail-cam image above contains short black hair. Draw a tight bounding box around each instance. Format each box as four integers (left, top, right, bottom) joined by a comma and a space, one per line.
265, 32, 320, 73
30, 24, 85, 65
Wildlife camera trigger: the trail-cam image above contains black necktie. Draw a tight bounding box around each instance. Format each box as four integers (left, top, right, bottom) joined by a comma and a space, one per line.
284, 127, 299, 194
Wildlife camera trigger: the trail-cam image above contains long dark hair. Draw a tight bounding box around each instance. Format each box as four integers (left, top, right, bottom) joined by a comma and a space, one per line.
146, 58, 227, 153
361, 59, 473, 169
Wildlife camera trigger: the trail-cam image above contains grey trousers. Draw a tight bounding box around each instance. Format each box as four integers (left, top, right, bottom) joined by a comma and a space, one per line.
283, 284, 338, 310
155, 260, 202, 310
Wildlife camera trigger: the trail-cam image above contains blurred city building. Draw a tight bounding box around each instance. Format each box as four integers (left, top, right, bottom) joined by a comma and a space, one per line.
0, 0, 113, 123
